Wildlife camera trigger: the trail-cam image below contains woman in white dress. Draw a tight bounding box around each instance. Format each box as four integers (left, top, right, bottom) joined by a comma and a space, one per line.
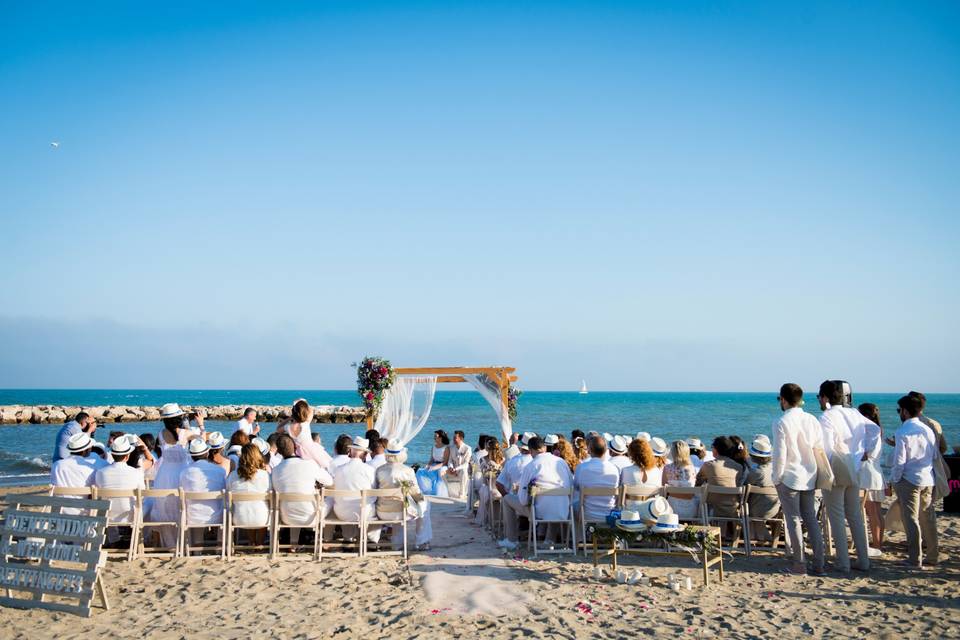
226, 444, 272, 547
475, 439, 505, 526
620, 439, 662, 510
147, 403, 202, 549
662, 440, 700, 520
287, 399, 332, 469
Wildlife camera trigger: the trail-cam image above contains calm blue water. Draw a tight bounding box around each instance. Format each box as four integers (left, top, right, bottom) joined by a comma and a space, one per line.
2, 390, 958, 486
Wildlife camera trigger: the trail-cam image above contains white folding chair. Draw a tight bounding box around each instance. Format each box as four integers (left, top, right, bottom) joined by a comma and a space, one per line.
619, 484, 663, 509
319, 488, 365, 559
180, 489, 227, 559
138, 488, 181, 558
705, 485, 747, 553
664, 485, 708, 525
577, 486, 618, 556
96, 487, 142, 561
486, 472, 504, 539
743, 485, 786, 557
362, 488, 408, 559
528, 487, 576, 557
226, 490, 273, 559
273, 491, 322, 560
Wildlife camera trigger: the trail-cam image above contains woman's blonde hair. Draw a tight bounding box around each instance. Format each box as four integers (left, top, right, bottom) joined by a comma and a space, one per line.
627, 439, 656, 470
486, 439, 505, 466
555, 439, 579, 472
237, 443, 266, 481
670, 440, 691, 467
573, 437, 589, 461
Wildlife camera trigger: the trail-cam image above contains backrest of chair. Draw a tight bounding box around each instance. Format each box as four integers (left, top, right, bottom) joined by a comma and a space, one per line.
229, 491, 272, 505
51, 486, 94, 497
321, 489, 362, 499
96, 488, 139, 499
620, 485, 662, 501
531, 487, 572, 498
182, 490, 225, 503
277, 491, 319, 504
362, 488, 402, 499
706, 485, 745, 497
665, 485, 703, 499
745, 485, 778, 497
143, 488, 180, 498
581, 486, 619, 497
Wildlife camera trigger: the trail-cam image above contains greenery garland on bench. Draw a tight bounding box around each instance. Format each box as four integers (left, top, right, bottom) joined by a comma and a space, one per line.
588, 524, 720, 557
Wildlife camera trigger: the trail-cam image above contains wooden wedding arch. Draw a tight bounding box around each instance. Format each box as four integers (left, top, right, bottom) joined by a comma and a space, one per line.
365, 366, 517, 428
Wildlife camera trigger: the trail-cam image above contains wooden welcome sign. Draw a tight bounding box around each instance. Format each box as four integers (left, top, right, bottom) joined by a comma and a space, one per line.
0, 494, 111, 617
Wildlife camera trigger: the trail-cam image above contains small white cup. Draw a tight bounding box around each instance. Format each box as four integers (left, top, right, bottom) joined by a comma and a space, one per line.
593, 566, 604, 580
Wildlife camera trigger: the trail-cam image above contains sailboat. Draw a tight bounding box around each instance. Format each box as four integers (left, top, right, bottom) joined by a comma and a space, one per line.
579, 380, 589, 395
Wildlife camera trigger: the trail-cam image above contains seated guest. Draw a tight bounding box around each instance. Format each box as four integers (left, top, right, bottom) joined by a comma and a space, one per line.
608, 436, 632, 471
251, 437, 271, 469
272, 434, 334, 545
686, 438, 713, 471
236, 407, 259, 437
52, 432, 108, 489
266, 433, 283, 471
696, 436, 745, 519
475, 439, 506, 526
227, 443, 272, 547
505, 437, 572, 546
544, 434, 560, 455
891, 394, 939, 569
446, 430, 472, 492
473, 435, 491, 465
427, 430, 451, 470
330, 437, 380, 544
375, 440, 432, 551
95, 435, 146, 541
288, 399, 332, 468
662, 440, 700, 520
650, 437, 670, 468
572, 436, 620, 527
364, 429, 381, 447
729, 435, 750, 469
572, 435, 589, 462
129, 432, 157, 482
554, 438, 579, 473
745, 434, 780, 540
366, 438, 387, 470
178, 439, 228, 545
620, 438, 661, 509
206, 431, 230, 475
495, 437, 533, 549
226, 431, 250, 472
329, 434, 353, 472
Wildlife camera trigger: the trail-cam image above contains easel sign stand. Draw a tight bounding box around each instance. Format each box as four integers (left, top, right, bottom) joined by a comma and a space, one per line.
0, 494, 111, 617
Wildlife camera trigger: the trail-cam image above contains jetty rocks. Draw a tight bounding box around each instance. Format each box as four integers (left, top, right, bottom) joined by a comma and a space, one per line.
0, 405, 368, 425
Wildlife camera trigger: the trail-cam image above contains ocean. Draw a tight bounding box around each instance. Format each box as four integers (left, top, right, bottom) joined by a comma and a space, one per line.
1, 389, 958, 487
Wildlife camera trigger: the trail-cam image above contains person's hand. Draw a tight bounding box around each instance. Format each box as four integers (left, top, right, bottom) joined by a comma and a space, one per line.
885, 437, 895, 447
253, 422, 261, 435
195, 414, 205, 430
861, 453, 869, 462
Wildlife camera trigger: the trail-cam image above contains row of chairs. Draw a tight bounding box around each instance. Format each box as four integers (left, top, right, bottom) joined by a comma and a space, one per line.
50, 486, 410, 561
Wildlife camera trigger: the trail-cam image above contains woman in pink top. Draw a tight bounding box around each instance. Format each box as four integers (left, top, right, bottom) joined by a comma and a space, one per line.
288, 399, 332, 469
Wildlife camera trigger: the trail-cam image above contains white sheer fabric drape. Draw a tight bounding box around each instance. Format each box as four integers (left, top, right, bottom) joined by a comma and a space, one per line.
462, 374, 513, 442
373, 375, 438, 447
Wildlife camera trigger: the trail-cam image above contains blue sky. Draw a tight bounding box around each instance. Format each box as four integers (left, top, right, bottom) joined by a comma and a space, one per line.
1, 1, 958, 391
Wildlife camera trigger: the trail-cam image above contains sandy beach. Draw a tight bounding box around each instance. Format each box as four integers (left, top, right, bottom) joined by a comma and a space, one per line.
1, 494, 957, 639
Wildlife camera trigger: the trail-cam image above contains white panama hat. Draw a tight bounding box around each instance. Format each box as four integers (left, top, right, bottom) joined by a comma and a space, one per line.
651, 512, 682, 532
110, 435, 135, 456
635, 496, 671, 523
251, 437, 270, 456
544, 434, 560, 446
609, 435, 628, 454
504, 444, 520, 460
685, 438, 703, 450
159, 403, 186, 419
385, 439, 405, 455
650, 437, 669, 457
635, 431, 651, 442
750, 434, 773, 457
67, 432, 93, 453
188, 439, 210, 456
349, 436, 370, 452
602, 432, 614, 442
206, 431, 226, 450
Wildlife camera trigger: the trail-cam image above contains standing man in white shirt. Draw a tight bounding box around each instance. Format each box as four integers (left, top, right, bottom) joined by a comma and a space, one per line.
817, 380, 873, 573
608, 436, 631, 471
771, 383, 825, 575
573, 435, 620, 524
496, 437, 533, 549
891, 395, 939, 568
272, 434, 333, 546
331, 437, 380, 544
95, 435, 146, 543
178, 439, 228, 546
236, 407, 260, 437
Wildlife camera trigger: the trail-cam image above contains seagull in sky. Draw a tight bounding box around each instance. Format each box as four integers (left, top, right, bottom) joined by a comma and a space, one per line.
50, 141, 60, 149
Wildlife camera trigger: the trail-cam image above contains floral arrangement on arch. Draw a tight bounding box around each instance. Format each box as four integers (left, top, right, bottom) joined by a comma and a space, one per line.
507, 386, 522, 422
356, 356, 396, 417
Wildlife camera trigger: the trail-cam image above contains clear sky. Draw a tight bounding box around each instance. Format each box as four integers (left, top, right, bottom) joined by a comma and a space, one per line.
1, 1, 958, 391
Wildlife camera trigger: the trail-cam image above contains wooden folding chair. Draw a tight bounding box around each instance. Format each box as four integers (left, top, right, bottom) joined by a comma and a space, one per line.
138, 488, 181, 558
664, 485, 708, 525
528, 487, 576, 557
319, 488, 365, 559
705, 485, 747, 553
743, 485, 786, 557
577, 486, 618, 556
486, 473, 503, 539
96, 487, 142, 561
362, 488, 407, 559
180, 489, 227, 559
272, 491, 322, 560
226, 491, 273, 559
619, 484, 663, 509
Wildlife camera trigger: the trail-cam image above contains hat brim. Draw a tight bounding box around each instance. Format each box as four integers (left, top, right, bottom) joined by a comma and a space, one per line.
160, 411, 185, 419
349, 445, 369, 451
749, 447, 772, 457
111, 446, 135, 456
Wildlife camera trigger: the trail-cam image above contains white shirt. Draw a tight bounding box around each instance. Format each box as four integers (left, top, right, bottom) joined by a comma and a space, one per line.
448, 443, 472, 470
227, 469, 272, 527
609, 455, 632, 471
497, 453, 532, 492
620, 464, 662, 488
51, 455, 108, 489
95, 460, 145, 523
329, 454, 351, 473
178, 460, 227, 525
374, 462, 421, 518
518, 453, 572, 520
366, 454, 386, 471
272, 457, 332, 525
573, 457, 620, 520
236, 418, 254, 436
772, 407, 822, 491
268, 451, 282, 471
332, 457, 376, 521
890, 418, 936, 487
819, 405, 879, 475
